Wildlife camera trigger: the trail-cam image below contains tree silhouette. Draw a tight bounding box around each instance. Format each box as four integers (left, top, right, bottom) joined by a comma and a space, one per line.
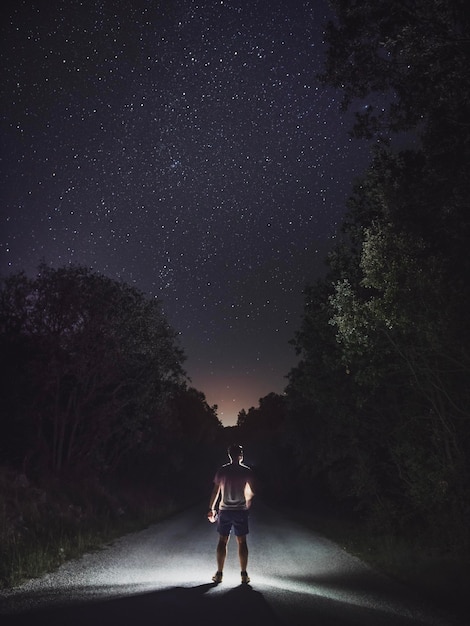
0, 263, 187, 477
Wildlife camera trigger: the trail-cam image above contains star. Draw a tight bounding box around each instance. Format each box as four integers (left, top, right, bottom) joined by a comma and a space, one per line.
0, 0, 371, 425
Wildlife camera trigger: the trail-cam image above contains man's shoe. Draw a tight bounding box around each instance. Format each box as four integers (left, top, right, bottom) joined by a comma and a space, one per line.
241, 571, 250, 584
212, 571, 223, 584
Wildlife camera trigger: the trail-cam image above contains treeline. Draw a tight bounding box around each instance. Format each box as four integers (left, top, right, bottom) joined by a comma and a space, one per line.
238, 0, 470, 551
0, 263, 223, 493
0, 264, 226, 587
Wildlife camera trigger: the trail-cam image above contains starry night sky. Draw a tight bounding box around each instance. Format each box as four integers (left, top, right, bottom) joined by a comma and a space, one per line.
1, 0, 372, 425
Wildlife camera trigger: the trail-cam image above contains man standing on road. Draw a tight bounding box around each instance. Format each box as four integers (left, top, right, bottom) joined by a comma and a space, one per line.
208, 444, 255, 585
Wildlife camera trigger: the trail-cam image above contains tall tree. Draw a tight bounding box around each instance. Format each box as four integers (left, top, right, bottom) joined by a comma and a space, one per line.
320, 0, 470, 141
0, 264, 187, 476
285, 0, 470, 537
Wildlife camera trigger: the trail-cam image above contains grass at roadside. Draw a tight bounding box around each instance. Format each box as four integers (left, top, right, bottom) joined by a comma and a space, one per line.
0, 504, 179, 590
0, 467, 185, 590
286, 504, 469, 621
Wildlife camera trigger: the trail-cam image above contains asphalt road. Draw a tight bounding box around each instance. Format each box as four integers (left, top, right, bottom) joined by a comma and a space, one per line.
0, 502, 464, 626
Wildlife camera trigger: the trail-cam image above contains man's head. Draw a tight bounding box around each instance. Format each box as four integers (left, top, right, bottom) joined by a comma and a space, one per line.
228, 443, 243, 462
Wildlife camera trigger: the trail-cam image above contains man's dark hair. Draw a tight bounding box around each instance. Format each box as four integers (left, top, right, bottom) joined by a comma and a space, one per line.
228, 444, 243, 459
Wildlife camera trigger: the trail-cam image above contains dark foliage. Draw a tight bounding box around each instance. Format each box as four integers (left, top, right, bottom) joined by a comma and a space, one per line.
232, 1, 470, 553
278, 0, 470, 548
0, 264, 223, 492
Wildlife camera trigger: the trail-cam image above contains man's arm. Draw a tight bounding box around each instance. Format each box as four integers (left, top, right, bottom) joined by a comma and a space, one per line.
208, 483, 220, 520
244, 477, 255, 509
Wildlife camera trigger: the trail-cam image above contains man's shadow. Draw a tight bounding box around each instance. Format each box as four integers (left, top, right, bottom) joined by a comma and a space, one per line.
3, 582, 285, 626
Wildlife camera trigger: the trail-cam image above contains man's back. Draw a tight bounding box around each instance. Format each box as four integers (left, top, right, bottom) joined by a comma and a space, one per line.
215, 462, 253, 510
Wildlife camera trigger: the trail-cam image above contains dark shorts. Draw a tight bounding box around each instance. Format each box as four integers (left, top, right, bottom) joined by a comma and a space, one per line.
217, 509, 249, 537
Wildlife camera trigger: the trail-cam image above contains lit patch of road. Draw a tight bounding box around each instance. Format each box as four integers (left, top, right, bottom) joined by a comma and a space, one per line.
0, 502, 464, 625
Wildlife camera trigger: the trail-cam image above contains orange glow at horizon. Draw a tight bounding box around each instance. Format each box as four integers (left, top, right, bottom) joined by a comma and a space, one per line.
189, 371, 287, 427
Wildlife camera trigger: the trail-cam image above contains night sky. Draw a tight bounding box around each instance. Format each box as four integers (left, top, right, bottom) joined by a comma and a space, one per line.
1, 0, 372, 426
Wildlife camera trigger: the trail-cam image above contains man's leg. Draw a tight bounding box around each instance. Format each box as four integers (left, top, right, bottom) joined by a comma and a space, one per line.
236, 535, 248, 572
212, 534, 229, 582
217, 534, 229, 571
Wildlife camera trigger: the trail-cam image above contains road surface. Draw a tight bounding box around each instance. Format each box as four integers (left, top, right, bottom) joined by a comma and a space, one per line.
0, 502, 464, 625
